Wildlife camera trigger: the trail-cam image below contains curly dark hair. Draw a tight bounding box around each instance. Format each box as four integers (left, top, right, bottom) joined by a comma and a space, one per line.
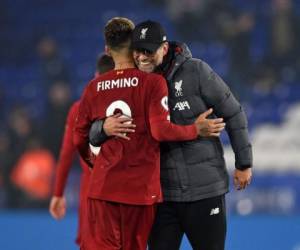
104, 17, 135, 50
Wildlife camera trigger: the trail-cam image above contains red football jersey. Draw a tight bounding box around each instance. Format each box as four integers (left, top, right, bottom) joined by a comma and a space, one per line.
52, 100, 91, 245
53, 101, 91, 197
74, 68, 197, 205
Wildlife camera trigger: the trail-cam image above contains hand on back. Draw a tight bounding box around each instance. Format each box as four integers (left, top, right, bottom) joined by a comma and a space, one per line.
103, 113, 136, 140
194, 108, 226, 137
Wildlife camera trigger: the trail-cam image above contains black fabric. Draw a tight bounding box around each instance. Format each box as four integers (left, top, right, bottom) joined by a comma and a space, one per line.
89, 119, 108, 146
148, 195, 226, 250
159, 42, 252, 202
132, 20, 167, 53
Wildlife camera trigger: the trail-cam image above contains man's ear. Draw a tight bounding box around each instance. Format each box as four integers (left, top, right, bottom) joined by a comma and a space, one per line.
105, 45, 111, 56
162, 42, 169, 56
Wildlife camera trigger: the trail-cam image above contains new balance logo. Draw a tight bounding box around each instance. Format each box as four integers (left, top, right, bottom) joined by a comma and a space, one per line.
210, 207, 220, 215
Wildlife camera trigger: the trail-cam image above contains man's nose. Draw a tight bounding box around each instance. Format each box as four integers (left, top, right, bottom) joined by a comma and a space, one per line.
138, 53, 149, 61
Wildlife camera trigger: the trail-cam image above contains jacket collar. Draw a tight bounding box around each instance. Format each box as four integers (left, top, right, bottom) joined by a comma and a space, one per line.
157, 41, 192, 81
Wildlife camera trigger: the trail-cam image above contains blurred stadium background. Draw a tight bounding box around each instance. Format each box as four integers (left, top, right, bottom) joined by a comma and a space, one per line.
0, 0, 300, 249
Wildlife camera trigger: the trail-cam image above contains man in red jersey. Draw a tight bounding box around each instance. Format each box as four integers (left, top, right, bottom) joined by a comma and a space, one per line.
74, 17, 225, 250
48, 54, 115, 247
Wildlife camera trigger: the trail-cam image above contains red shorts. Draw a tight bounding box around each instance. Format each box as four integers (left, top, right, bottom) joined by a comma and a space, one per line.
82, 198, 156, 250
76, 172, 90, 246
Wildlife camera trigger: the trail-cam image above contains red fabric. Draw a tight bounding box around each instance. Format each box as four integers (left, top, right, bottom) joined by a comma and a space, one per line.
74, 68, 197, 205
82, 199, 156, 250
52, 101, 91, 246
76, 172, 90, 246
53, 101, 90, 197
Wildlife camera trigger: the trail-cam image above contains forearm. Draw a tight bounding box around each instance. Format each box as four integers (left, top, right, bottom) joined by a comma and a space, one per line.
53, 167, 69, 197
229, 131, 252, 170
53, 152, 75, 196
150, 118, 197, 142
226, 110, 253, 169
53, 117, 77, 196
89, 119, 108, 146
198, 60, 253, 169
208, 89, 252, 169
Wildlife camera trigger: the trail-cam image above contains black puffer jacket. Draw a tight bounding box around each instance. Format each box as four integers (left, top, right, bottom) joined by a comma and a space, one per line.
158, 42, 252, 202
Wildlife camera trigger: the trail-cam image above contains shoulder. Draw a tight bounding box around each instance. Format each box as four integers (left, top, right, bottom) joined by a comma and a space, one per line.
82, 72, 112, 97
145, 72, 165, 83
70, 100, 80, 113
146, 73, 167, 92
88, 70, 114, 86
73, 100, 81, 108
182, 58, 214, 83
67, 100, 80, 122
183, 57, 209, 71
171, 57, 211, 85
82, 77, 98, 94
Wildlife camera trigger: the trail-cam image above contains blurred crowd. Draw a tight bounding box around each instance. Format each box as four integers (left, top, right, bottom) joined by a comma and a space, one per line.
0, 37, 73, 208
0, 0, 300, 209
151, 0, 300, 96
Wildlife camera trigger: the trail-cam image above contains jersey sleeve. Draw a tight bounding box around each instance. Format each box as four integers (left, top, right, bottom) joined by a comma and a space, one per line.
147, 75, 197, 141
73, 85, 94, 167
53, 102, 78, 197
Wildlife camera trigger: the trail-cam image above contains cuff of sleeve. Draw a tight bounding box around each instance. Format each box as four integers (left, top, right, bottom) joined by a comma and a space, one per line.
53, 190, 63, 197
89, 119, 108, 146
235, 164, 252, 170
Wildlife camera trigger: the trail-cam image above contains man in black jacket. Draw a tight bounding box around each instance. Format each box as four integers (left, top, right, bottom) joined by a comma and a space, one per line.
90, 20, 252, 250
